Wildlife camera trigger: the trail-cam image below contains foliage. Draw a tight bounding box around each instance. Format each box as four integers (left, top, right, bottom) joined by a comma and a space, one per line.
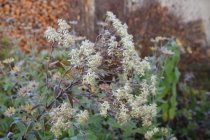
174, 82, 210, 139
159, 40, 180, 122
0, 12, 179, 140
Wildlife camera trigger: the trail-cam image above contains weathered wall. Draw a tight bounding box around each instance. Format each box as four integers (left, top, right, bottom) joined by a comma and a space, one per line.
160, 0, 210, 45
128, 0, 210, 45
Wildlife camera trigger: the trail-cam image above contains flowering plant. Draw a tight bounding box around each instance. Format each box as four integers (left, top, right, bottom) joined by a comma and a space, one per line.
0, 12, 177, 140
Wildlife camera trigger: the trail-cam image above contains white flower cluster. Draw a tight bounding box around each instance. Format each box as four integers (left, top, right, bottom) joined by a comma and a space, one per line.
69, 40, 102, 87
57, 19, 71, 33
44, 11, 161, 139
141, 103, 157, 127
80, 40, 95, 56
107, 36, 118, 56
116, 104, 129, 124
106, 11, 151, 76
45, 19, 102, 88
44, 27, 59, 42
87, 52, 102, 70
82, 69, 98, 87
105, 80, 157, 126
144, 127, 159, 140
113, 81, 133, 102
49, 102, 74, 138
99, 101, 110, 117
44, 19, 75, 47
97, 12, 159, 138
150, 75, 157, 96
49, 102, 89, 138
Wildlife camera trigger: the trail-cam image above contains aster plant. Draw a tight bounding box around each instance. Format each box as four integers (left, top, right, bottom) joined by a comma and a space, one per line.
1, 12, 178, 140
44, 11, 160, 139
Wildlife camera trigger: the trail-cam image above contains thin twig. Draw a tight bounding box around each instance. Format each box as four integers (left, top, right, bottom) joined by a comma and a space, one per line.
46, 43, 55, 88
37, 80, 80, 120
58, 66, 72, 90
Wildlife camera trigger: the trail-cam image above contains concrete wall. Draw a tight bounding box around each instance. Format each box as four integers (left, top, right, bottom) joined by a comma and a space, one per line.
129, 0, 210, 45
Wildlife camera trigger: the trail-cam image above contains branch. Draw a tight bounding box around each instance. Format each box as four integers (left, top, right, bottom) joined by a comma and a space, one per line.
46, 43, 55, 88
36, 80, 80, 120
58, 66, 73, 90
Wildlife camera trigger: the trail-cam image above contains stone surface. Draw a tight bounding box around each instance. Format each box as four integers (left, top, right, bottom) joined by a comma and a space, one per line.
129, 0, 210, 45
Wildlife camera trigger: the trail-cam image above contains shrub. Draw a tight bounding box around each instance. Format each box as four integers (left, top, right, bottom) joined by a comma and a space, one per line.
0, 12, 177, 140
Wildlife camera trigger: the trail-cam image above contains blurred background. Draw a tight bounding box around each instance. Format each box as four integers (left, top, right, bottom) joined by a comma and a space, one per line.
0, 0, 210, 139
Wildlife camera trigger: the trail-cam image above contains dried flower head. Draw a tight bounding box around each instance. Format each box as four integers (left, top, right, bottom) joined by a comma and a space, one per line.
18, 86, 29, 96
3, 58, 14, 64
76, 110, 89, 124
22, 116, 32, 123
4, 107, 16, 117
10, 66, 20, 74
21, 104, 34, 114
17, 81, 38, 96
34, 122, 42, 130
28, 81, 39, 89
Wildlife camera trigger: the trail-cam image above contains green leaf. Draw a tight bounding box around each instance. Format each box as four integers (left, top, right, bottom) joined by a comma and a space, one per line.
68, 128, 75, 137
162, 104, 169, 122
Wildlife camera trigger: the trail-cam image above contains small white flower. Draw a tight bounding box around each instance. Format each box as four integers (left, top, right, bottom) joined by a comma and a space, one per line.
62, 33, 75, 47
108, 36, 118, 56
144, 127, 159, 140
100, 101, 110, 117
87, 52, 102, 70
134, 58, 151, 76
80, 40, 95, 56
82, 69, 98, 86
116, 104, 129, 124
113, 83, 133, 102
49, 102, 74, 138
69, 48, 83, 67
44, 27, 60, 42
57, 19, 71, 33
150, 75, 157, 95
